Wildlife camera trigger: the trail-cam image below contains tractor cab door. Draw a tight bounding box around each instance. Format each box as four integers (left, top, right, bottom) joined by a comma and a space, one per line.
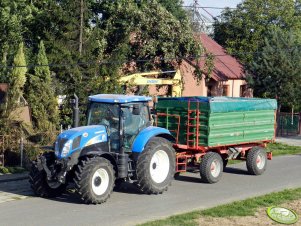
87, 102, 120, 151
121, 102, 150, 151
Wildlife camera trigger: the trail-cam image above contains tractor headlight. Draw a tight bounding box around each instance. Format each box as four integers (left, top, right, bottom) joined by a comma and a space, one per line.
61, 140, 73, 158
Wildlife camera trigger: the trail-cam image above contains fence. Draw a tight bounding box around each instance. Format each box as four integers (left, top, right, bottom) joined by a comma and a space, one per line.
0, 131, 60, 167
277, 112, 301, 136
0, 135, 8, 166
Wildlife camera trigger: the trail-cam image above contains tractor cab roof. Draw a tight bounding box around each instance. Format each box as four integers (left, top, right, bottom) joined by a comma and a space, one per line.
88, 94, 152, 104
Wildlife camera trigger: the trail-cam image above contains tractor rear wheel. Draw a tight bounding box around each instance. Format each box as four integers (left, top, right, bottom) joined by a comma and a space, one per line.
29, 153, 66, 198
246, 146, 267, 175
136, 137, 176, 194
74, 156, 115, 204
200, 152, 223, 183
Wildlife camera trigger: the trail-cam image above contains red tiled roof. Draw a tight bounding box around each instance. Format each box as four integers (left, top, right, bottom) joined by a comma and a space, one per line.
191, 34, 245, 81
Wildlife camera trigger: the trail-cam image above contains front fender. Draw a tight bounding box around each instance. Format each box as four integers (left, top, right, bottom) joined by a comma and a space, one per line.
132, 126, 174, 153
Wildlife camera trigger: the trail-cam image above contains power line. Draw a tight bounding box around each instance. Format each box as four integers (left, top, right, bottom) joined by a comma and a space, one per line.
182, 6, 236, 10
0, 54, 236, 69
0, 48, 299, 69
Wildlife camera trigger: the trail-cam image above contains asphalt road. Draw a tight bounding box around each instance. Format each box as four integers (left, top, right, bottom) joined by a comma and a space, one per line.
0, 154, 301, 226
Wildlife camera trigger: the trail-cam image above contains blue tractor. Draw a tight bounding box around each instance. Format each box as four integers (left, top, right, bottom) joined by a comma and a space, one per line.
29, 94, 176, 204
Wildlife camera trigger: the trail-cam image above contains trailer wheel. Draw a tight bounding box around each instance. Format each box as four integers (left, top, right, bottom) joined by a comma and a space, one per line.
29, 153, 66, 198
136, 137, 176, 194
246, 147, 267, 175
200, 152, 223, 183
74, 157, 115, 204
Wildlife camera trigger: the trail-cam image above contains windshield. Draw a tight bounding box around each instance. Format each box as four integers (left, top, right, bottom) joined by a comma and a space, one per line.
87, 102, 119, 129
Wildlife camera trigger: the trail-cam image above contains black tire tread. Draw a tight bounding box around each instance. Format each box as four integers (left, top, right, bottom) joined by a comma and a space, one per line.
136, 137, 176, 194
246, 146, 267, 175
29, 160, 66, 198
73, 156, 115, 204
200, 152, 223, 184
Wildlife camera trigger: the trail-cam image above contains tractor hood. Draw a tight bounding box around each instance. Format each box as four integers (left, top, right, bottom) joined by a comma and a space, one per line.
54, 125, 108, 159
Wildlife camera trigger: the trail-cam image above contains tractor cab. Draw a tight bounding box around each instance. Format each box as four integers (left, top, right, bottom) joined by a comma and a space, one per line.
87, 94, 152, 152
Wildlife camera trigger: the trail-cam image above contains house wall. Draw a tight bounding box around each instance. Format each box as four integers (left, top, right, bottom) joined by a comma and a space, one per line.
224, 80, 247, 97
148, 60, 208, 97
180, 61, 207, 96
146, 61, 252, 98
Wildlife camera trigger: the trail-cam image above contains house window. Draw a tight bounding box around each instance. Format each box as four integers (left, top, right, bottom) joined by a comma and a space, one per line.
240, 85, 247, 97
207, 85, 212, 97
222, 85, 229, 96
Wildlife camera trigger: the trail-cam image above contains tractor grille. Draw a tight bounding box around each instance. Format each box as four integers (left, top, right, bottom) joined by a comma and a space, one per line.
58, 138, 69, 152
72, 136, 82, 150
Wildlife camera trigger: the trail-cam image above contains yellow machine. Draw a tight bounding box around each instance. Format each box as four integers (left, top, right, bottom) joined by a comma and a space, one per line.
119, 70, 182, 97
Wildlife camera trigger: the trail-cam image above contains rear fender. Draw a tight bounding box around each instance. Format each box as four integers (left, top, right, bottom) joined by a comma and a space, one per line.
132, 126, 174, 153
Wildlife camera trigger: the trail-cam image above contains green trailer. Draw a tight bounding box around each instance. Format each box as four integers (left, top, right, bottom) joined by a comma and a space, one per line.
155, 96, 277, 183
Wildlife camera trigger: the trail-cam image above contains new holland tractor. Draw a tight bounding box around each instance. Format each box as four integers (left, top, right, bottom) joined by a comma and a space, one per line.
29, 94, 176, 204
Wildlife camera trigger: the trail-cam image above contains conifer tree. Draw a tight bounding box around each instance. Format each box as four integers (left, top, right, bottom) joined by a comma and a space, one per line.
26, 40, 59, 130
9, 42, 27, 108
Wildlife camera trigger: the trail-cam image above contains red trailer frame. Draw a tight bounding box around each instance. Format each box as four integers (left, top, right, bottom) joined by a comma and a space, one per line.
155, 100, 274, 176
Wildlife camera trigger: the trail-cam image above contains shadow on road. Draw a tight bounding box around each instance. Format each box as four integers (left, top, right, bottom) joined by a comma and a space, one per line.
113, 182, 143, 194
174, 174, 202, 183
223, 167, 249, 175
0, 178, 147, 205
48, 182, 145, 204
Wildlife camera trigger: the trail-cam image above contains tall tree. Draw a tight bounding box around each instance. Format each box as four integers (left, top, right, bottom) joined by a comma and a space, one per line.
0, 0, 36, 69
213, 0, 301, 64
96, 0, 202, 71
158, 0, 187, 21
0, 0, 206, 127
9, 42, 27, 107
25, 41, 59, 130
248, 28, 301, 110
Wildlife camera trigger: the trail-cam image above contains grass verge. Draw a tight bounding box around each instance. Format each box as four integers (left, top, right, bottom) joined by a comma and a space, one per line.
0, 166, 27, 174
138, 187, 301, 226
266, 142, 301, 156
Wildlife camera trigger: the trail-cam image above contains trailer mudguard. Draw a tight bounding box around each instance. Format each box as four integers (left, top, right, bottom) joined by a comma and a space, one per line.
132, 126, 174, 153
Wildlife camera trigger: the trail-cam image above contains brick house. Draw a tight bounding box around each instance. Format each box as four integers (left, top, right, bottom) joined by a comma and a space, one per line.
136, 33, 251, 98
180, 33, 252, 97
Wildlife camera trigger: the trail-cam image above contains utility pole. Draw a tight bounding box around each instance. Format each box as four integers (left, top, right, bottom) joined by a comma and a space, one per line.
79, 0, 84, 56
190, 0, 214, 34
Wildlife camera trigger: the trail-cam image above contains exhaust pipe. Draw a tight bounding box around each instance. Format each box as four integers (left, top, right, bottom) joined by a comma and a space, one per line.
72, 94, 79, 128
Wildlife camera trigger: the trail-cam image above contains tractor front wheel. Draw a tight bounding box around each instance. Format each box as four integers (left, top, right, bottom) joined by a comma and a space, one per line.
29, 153, 66, 198
74, 157, 115, 204
136, 137, 176, 194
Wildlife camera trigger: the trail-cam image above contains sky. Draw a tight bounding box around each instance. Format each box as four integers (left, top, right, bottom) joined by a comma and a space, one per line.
183, 0, 242, 17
